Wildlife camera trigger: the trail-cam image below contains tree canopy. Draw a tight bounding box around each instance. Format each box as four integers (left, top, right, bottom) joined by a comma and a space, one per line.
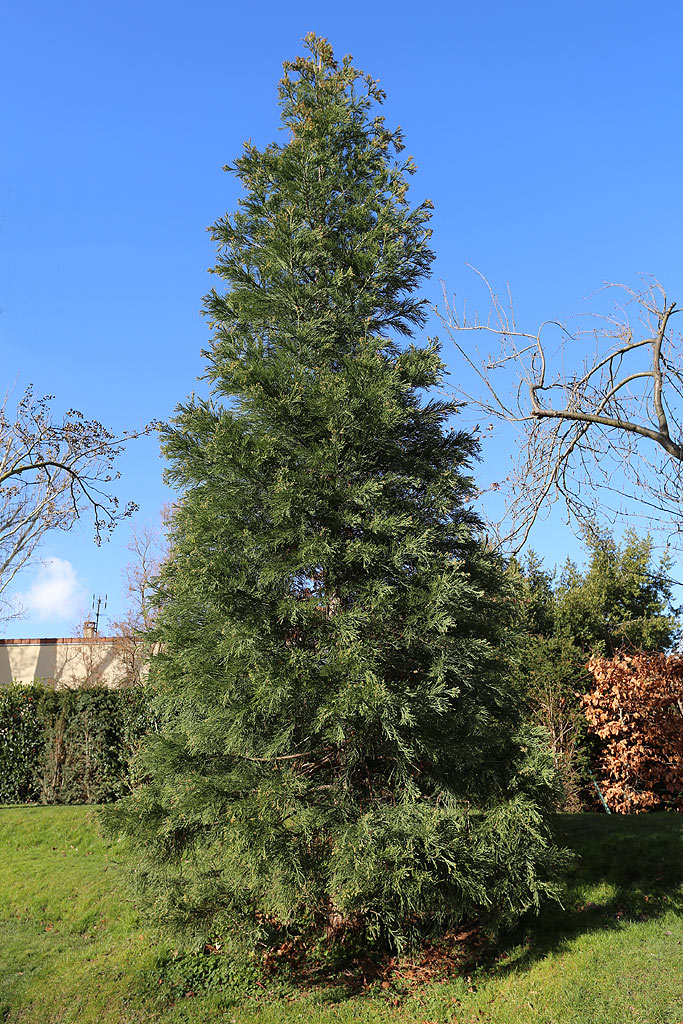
553, 528, 679, 657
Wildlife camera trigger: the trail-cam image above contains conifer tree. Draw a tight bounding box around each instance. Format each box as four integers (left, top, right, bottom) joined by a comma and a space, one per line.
105, 35, 562, 951
555, 527, 679, 657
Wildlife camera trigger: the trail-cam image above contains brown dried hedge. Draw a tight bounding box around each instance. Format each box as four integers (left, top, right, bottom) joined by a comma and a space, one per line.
582, 653, 683, 813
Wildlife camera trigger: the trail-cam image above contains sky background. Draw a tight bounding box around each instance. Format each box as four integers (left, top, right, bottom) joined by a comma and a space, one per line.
2, 0, 683, 636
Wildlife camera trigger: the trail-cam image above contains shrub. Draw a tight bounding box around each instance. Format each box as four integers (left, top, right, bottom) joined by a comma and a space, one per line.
582, 653, 683, 812
0, 683, 153, 804
0, 685, 43, 803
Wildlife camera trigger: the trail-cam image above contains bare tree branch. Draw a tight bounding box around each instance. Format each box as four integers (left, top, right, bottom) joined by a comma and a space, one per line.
437, 272, 683, 552
109, 512, 170, 684
0, 385, 152, 621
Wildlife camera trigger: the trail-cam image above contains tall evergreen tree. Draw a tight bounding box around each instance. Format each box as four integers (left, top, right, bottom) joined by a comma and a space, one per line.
105, 36, 562, 952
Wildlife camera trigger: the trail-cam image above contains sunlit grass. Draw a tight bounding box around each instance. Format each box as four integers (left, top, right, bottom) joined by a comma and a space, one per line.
1, 806, 681, 1023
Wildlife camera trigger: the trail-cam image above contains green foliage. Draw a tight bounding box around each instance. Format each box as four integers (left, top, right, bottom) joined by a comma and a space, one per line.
513, 550, 556, 639
150, 947, 262, 1005
0, 685, 43, 802
104, 34, 564, 952
512, 527, 680, 810
514, 527, 678, 659
517, 633, 592, 811
0, 684, 153, 805
555, 526, 679, 657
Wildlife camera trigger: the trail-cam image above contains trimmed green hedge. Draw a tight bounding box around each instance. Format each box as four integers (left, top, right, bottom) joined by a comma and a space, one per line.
0, 684, 154, 804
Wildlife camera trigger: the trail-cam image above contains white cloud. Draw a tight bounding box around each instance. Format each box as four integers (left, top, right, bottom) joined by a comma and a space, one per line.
17, 557, 86, 622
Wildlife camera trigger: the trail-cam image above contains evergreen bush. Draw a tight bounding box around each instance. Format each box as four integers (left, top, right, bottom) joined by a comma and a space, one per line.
0, 685, 43, 803
0, 683, 153, 804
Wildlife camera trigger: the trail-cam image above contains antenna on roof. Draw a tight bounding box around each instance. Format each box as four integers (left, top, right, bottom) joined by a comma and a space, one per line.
91, 594, 108, 636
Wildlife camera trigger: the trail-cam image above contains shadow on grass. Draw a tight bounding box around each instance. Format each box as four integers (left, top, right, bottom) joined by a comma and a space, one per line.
207, 815, 683, 1003
486, 812, 683, 977
190, 814, 683, 1002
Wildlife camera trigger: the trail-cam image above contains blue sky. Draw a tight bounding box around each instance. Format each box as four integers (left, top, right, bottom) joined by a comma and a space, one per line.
2, 0, 683, 636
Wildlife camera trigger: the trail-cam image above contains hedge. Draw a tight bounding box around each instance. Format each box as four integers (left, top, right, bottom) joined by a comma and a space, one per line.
0, 683, 154, 804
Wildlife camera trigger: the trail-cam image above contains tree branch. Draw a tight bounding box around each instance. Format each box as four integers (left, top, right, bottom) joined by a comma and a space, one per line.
437, 273, 683, 551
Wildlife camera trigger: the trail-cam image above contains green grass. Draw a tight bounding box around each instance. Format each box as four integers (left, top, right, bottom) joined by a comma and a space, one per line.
1, 807, 682, 1023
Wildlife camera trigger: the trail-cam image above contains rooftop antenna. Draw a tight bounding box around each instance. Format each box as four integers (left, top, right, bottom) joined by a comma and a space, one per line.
91, 594, 108, 636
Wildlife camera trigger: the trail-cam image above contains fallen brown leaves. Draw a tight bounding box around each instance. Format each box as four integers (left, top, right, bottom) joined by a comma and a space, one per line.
256, 922, 485, 996
383, 928, 483, 988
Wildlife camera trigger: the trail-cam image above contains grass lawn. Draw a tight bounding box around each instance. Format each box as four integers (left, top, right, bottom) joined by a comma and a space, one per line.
0, 806, 682, 1024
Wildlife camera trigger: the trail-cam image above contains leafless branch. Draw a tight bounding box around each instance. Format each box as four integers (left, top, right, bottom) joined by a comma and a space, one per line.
109, 512, 170, 683
0, 385, 152, 621
437, 272, 683, 552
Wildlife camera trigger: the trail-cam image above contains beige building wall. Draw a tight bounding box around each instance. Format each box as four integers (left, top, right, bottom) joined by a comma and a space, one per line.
0, 635, 130, 689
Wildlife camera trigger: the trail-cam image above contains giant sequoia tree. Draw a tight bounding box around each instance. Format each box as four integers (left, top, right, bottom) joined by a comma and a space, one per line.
105, 36, 562, 951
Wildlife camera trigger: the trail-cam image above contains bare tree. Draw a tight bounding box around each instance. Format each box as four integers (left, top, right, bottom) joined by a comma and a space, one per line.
0, 385, 145, 618
438, 272, 683, 552
109, 516, 168, 684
